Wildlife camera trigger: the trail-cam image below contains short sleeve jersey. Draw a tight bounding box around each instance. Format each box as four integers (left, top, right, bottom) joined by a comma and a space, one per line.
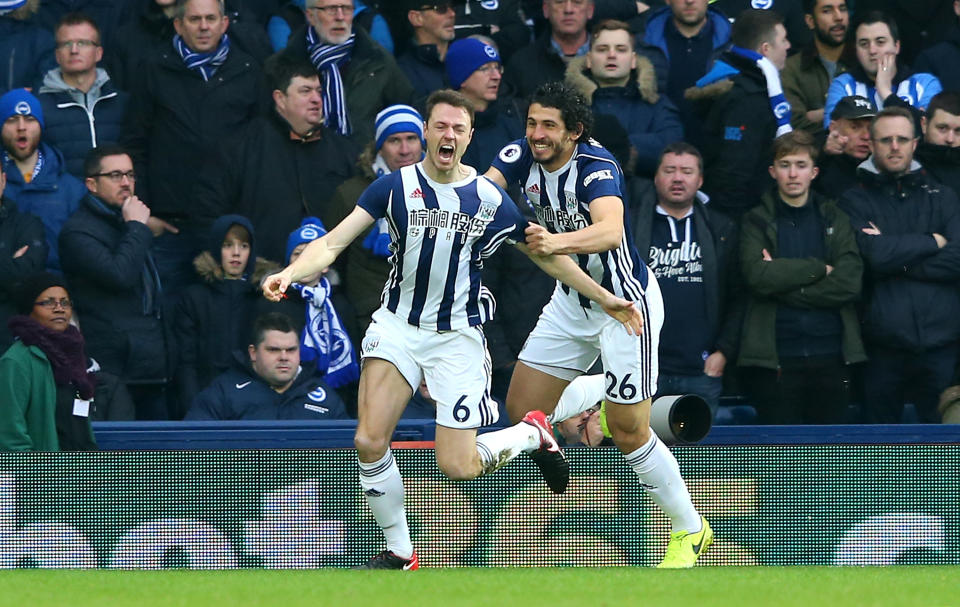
491, 137, 649, 308
357, 162, 526, 330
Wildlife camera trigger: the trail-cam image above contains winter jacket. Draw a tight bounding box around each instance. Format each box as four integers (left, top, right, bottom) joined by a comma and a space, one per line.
781, 45, 848, 137
914, 26, 960, 93
184, 351, 349, 420
739, 189, 866, 369
397, 43, 447, 108
823, 62, 941, 127
815, 152, 864, 199
565, 54, 683, 177
284, 25, 414, 145
58, 194, 170, 384
0, 341, 96, 451
122, 40, 268, 220
627, 181, 743, 361
840, 158, 960, 351
635, 6, 732, 96
36, 68, 130, 179
503, 32, 570, 101
0, 197, 47, 349
461, 96, 525, 174
193, 110, 359, 263
0, 15, 56, 94
174, 215, 277, 408
915, 141, 960, 198
106, 0, 272, 90
454, 0, 529, 64
1, 142, 86, 272
699, 51, 778, 217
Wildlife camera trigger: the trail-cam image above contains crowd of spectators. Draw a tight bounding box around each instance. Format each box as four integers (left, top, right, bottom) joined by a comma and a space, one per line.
3, 0, 960, 450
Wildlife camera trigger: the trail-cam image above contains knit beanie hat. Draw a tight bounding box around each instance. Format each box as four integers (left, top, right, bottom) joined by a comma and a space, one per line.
14, 272, 67, 315
0, 88, 44, 129
445, 38, 500, 90
375, 104, 424, 150
285, 217, 327, 264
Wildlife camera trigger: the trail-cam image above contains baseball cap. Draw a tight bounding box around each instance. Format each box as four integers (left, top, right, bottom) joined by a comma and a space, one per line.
830, 96, 876, 121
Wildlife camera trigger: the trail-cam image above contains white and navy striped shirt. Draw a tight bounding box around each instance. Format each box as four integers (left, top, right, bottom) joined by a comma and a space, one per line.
491, 138, 649, 308
357, 163, 526, 331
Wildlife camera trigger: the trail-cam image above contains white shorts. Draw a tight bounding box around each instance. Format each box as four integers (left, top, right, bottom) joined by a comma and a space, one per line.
518, 274, 663, 404
360, 308, 499, 429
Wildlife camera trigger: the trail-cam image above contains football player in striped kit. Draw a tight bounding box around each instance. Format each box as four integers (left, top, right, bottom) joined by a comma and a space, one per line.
263, 89, 642, 569
485, 81, 713, 568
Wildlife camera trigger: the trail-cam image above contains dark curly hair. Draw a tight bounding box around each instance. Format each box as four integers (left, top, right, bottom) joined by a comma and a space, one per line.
530, 81, 593, 142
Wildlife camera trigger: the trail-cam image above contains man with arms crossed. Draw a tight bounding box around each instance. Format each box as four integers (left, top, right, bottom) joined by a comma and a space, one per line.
485, 81, 711, 568
263, 89, 642, 570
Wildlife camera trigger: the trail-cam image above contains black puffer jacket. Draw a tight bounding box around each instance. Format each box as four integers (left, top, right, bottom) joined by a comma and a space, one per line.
840, 159, 960, 351
58, 194, 170, 384
0, 197, 48, 349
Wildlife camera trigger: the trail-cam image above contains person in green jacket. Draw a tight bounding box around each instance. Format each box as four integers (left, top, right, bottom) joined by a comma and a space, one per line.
738, 130, 866, 424
0, 272, 97, 451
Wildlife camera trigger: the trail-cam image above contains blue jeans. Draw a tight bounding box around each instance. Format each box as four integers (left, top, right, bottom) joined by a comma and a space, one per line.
656, 373, 723, 421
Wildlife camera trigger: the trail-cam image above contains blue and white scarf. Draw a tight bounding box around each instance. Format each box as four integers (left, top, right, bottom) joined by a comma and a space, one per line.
730, 46, 792, 137
173, 33, 231, 82
293, 280, 360, 388
306, 27, 355, 136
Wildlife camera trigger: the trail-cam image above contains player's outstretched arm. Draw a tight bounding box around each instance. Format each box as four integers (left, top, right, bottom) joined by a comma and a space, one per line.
262, 206, 375, 302
516, 242, 643, 335
524, 197, 624, 255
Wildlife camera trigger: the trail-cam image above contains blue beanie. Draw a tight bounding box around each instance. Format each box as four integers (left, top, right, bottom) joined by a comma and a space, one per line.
445, 38, 500, 90
0, 88, 44, 129
374, 104, 424, 151
286, 217, 327, 264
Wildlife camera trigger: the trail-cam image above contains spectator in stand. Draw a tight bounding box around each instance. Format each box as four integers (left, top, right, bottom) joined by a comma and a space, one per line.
108, 0, 272, 91
268, 0, 394, 54
0, 162, 47, 349
504, 0, 594, 100
322, 104, 424, 338
453, 0, 529, 64
854, 0, 955, 65
823, 12, 942, 128
36, 13, 129, 179
174, 214, 275, 410
626, 142, 742, 419
710, 0, 810, 50
840, 107, 960, 423
816, 95, 876, 196
781, 0, 849, 138
913, 1, 960, 92
739, 131, 864, 424
0, 272, 97, 451
123, 0, 267, 295
0, 0, 56, 94
700, 9, 792, 219
0, 89, 85, 272
59, 146, 172, 420
194, 53, 358, 263
184, 311, 349, 420
446, 37, 525, 172
398, 0, 457, 105
566, 19, 683, 178
917, 92, 960, 197
635, 0, 731, 147
283, 0, 414, 145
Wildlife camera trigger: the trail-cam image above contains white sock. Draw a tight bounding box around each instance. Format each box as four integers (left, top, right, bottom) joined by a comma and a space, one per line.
475, 422, 540, 475
358, 449, 414, 559
548, 374, 605, 423
624, 431, 701, 533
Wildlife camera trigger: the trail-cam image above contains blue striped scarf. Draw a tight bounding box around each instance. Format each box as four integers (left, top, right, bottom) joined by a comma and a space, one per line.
293, 280, 360, 388
173, 33, 230, 82
730, 46, 793, 137
306, 27, 355, 136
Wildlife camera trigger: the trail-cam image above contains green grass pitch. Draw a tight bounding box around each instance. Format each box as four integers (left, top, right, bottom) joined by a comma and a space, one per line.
4, 567, 957, 607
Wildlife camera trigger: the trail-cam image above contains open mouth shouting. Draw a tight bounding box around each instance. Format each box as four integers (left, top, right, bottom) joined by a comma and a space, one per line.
437, 143, 456, 164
